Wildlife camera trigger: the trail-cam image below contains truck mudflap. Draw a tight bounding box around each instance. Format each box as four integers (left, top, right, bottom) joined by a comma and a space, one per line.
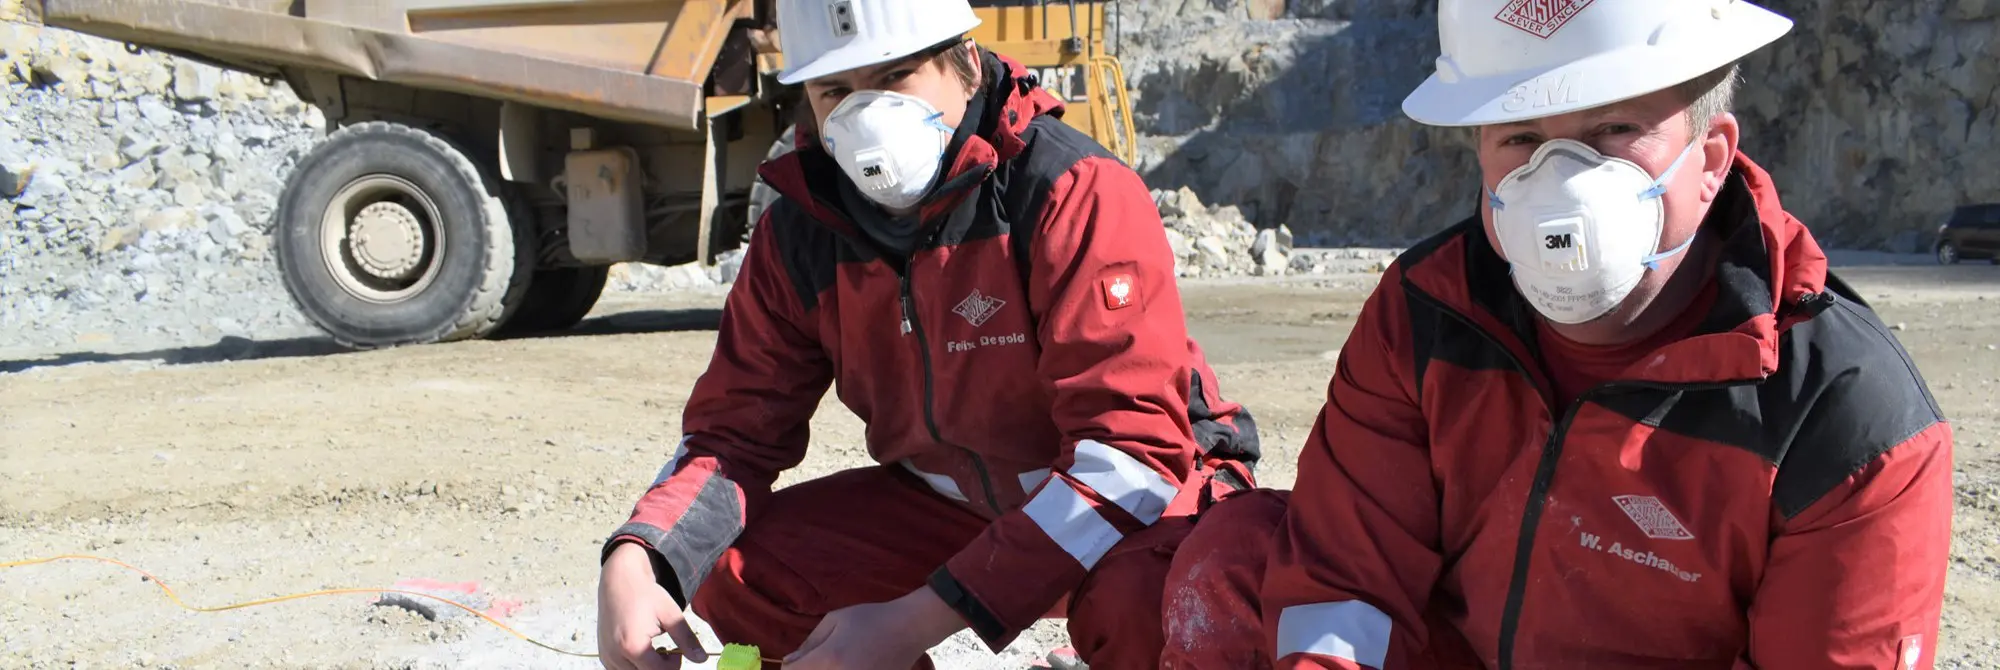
35, 0, 707, 131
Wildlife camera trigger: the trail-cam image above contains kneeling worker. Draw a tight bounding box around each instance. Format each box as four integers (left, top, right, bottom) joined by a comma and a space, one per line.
595, 1, 1259, 668
1163, 0, 1954, 668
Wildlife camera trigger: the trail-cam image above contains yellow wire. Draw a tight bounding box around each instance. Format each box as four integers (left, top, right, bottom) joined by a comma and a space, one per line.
0, 554, 783, 663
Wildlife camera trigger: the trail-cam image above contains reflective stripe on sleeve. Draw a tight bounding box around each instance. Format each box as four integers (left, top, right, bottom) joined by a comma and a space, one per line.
1020, 476, 1122, 569
1067, 439, 1176, 525
1275, 601, 1393, 668
1021, 440, 1179, 569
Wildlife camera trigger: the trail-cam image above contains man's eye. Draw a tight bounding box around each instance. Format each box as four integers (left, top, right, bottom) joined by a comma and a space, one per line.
1500, 134, 1539, 147
820, 88, 849, 101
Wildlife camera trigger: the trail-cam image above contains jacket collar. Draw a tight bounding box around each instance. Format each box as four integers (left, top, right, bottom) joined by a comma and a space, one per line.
754, 49, 1065, 241
1402, 153, 1832, 390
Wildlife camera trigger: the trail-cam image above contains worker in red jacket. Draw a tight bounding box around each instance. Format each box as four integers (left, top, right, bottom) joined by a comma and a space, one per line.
593, 1, 1260, 669
1161, 1, 1954, 668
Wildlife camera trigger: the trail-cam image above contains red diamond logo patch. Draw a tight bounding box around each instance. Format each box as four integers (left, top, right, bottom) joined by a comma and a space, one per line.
1495, 0, 1597, 39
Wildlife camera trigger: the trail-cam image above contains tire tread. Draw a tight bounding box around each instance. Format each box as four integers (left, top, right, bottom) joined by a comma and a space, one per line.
273, 121, 516, 349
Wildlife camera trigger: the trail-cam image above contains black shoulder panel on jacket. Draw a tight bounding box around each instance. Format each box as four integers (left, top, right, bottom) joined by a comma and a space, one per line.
764, 196, 840, 313
1599, 291, 1944, 518
984, 114, 1119, 259
975, 114, 1119, 290
1767, 293, 1945, 518
1391, 215, 1477, 273
1395, 220, 1538, 393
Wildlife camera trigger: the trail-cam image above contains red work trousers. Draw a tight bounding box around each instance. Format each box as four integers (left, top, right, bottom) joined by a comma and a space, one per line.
690, 464, 1196, 670
1160, 489, 1483, 670
1161, 488, 1290, 670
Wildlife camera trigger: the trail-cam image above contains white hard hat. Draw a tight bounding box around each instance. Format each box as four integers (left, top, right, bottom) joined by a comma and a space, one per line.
1401, 0, 1794, 127
776, 0, 982, 85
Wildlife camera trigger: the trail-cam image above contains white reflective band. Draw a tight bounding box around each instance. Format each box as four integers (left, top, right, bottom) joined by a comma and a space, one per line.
651, 437, 693, 488
900, 460, 969, 502
1017, 468, 1052, 496
1021, 477, 1122, 569
1068, 440, 1176, 525
1275, 601, 1393, 667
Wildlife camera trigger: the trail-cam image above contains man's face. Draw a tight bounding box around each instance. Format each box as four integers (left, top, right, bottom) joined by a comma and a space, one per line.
1475, 86, 1739, 337
803, 44, 977, 137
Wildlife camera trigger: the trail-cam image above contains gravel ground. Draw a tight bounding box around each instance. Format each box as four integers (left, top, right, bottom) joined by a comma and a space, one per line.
2, 262, 1998, 668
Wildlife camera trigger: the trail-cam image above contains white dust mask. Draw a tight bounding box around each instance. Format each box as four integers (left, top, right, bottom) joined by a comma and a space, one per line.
1486, 138, 1699, 325
820, 90, 957, 212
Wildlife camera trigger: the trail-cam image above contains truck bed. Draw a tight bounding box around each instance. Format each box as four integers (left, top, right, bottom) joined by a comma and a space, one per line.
34, 0, 722, 130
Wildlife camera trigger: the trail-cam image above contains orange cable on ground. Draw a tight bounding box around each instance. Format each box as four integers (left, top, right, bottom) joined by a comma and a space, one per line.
0, 554, 783, 664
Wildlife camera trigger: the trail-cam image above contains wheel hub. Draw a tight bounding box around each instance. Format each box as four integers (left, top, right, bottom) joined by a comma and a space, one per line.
318, 174, 446, 305
348, 201, 425, 280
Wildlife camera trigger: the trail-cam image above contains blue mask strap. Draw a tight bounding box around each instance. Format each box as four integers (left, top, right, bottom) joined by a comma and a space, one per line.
1636, 140, 1702, 270
925, 111, 953, 133
1486, 187, 1506, 212
1638, 140, 1700, 200
927, 111, 954, 162
1641, 232, 1697, 271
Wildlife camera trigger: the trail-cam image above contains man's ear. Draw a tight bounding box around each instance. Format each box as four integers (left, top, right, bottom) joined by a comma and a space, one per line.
1700, 112, 1740, 203
965, 39, 982, 96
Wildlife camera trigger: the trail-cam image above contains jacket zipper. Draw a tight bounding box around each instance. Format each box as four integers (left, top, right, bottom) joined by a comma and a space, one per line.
1403, 282, 1763, 670
901, 266, 1005, 516
801, 174, 1007, 516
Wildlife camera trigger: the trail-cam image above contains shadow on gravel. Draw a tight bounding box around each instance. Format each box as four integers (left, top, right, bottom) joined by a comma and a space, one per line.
1, 308, 727, 373
498, 308, 725, 340
0, 335, 353, 374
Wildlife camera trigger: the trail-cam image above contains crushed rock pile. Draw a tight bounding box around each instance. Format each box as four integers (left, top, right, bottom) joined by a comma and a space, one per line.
1156, 186, 1396, 278
0, 21, 324, 351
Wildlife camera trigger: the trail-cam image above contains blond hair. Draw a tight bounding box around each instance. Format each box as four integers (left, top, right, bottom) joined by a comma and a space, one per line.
1674, 62, 1742, 136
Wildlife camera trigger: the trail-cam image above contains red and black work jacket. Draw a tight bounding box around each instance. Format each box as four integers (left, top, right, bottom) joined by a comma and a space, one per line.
607, 49, 1259, 651
1263, 154, 1954, 669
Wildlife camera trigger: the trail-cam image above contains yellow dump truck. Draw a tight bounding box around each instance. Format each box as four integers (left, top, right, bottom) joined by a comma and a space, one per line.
32, 0, 1136, 348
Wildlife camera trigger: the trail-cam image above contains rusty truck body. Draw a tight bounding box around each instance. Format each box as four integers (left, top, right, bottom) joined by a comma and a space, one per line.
32, 0, 1135, 347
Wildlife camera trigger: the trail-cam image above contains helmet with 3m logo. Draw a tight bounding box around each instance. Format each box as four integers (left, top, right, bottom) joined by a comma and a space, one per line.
1401, 0, 1793, 127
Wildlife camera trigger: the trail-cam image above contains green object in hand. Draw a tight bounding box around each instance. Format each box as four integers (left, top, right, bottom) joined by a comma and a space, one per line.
717, 643, 763, 670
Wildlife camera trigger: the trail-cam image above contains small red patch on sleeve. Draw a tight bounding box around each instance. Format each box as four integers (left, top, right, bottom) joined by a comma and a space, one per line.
1102, 274, 1138, 310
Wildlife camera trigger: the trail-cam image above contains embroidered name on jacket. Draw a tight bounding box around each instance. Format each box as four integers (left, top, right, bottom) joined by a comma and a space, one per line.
947, 332, 1028, 353
1578, 530, 1703, 583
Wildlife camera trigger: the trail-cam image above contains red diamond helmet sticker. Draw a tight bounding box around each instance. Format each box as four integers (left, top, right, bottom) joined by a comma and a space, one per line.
1495, 0, 1598, 39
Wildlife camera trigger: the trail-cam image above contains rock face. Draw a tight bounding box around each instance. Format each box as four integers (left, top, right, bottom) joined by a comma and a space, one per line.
1733, 0, 2000, 251
1117, 0, 2000, 251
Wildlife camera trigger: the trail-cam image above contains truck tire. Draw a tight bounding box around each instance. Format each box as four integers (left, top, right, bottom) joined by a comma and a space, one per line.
273, 121, 520, 349
495, 265, 610, 335
743, 124, 797, 244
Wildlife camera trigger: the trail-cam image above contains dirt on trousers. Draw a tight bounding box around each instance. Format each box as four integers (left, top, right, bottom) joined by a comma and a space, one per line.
2, 264, 1999, 669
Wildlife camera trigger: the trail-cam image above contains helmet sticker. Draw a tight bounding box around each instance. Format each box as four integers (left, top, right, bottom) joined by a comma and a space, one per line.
1494, 0, 1598, 39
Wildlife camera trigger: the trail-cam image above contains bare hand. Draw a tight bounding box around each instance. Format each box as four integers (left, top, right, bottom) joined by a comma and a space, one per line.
783, 587, 964, 670
597, 542, 707, 670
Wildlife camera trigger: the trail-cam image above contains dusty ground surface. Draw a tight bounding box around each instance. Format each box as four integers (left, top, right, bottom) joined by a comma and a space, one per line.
3, 259, 1998, 669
